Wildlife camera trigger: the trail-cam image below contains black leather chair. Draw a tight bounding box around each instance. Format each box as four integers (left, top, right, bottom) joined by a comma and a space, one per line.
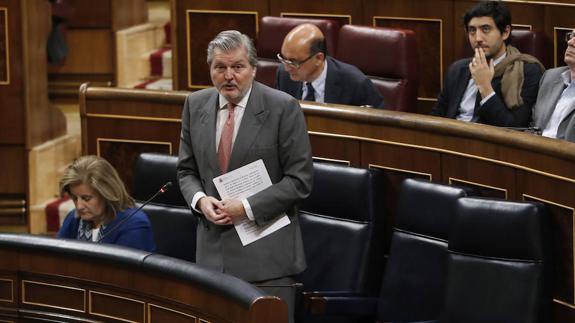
133, 153, 197, 262
304, 178, 471, 322
296, 162, 386, 323
441, 197, 552, 323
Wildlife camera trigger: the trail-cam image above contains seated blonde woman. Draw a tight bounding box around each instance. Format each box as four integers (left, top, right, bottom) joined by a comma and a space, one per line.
57, 155, 156, 252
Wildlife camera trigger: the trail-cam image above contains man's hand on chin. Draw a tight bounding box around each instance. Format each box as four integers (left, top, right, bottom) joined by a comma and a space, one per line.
469, 47, 495, 99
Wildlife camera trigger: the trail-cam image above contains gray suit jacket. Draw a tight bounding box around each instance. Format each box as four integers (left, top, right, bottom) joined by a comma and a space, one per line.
532, 66, 575, 143
177, 81, 313, 282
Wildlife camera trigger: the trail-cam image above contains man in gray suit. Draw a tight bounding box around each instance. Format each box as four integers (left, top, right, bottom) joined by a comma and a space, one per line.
177, 30, 313, 322
532, 29, 575, 143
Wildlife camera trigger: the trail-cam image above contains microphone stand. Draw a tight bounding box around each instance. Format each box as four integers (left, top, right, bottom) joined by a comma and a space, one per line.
97, 182, 172, 243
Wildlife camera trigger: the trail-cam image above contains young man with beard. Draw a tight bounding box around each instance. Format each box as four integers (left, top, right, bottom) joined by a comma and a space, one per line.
432, 1, 544, 127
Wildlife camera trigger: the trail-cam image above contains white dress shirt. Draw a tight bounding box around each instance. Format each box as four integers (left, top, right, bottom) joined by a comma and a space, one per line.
457, 53, 506, 121
191, 86, 256, 221
301, 61, 328, 103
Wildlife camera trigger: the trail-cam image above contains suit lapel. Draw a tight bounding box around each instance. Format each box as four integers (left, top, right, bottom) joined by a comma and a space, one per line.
199, 92, 220, 173
451, 61, 472, 118
541, 75, 569, 128
228, 82, 269, 171
324, 57, 341, 104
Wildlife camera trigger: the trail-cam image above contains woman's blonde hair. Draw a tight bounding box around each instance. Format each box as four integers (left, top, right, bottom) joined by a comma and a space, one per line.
60, 156, 134, 218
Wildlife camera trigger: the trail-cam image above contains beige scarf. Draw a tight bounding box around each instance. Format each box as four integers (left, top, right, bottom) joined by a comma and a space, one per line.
493, 45, 545, 110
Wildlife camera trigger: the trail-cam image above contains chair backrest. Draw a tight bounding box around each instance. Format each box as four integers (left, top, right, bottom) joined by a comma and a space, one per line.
297, 162, 385, 294
377, 178, 470, 322
511, 29, 550, 67
132, 153, 187, 207
335, 25, 418, 112
441, 197, 551, 323
255, 16, 341, 87
133, 153, 197, 262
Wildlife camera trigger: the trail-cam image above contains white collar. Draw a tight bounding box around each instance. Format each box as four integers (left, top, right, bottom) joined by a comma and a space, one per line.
218, 84, 253, 109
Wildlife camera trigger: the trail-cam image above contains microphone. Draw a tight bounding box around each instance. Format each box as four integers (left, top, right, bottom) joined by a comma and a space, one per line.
97, 182, 172, 243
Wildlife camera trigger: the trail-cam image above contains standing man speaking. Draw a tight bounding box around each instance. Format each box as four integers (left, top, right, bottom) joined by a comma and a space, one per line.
177, 30, 313, 322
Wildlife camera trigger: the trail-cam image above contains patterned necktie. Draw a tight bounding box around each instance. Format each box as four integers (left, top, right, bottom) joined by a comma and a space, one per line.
218, 103, 236, 173
304, 82, 315, 101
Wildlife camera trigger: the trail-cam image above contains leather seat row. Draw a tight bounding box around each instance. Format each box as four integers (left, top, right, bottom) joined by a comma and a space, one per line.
132, 153, 552, 323
304, 178, 552, 323
255, 16, 419, 113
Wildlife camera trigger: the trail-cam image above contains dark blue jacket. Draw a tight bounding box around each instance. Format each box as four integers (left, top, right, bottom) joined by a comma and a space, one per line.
57, 208, 156, 252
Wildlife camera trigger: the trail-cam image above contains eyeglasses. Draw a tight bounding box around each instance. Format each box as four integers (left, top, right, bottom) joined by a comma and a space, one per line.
566, 31, 575, 42
277, 53, 316, 69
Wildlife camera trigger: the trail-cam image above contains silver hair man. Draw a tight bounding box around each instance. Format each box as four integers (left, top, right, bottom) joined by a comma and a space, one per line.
206, 30, 258, 67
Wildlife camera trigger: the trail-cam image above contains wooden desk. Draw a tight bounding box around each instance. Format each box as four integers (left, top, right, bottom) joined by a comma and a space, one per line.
79, 84, 575, 322
0, 233, 287, 323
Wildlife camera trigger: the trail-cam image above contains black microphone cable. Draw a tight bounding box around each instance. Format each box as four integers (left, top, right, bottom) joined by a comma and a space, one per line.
97, 182, 172, 243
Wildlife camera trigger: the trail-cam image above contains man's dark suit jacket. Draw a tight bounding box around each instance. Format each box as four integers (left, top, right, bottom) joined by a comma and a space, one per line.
276, 56, 385, 108
431, 58, 543, 127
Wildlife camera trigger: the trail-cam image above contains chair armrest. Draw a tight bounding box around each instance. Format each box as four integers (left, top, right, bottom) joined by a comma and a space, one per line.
303, 291, 378, 317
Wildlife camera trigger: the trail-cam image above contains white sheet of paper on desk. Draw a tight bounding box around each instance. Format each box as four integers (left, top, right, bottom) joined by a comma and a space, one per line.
213, 159, 290, 246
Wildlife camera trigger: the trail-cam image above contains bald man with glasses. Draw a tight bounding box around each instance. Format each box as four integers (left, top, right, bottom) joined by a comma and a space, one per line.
275, 23, 384, 108
531, 30, 575, 143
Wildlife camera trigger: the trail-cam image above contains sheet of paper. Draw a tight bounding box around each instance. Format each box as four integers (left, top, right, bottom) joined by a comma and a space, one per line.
213, 159, 290, 246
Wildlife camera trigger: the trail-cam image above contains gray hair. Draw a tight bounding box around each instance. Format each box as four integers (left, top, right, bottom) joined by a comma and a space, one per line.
206, 30, 258, 67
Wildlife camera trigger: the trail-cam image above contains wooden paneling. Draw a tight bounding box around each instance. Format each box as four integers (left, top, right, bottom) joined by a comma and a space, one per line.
173, 0, 575, 113
365, 0, 453, 115
442, 155, 515, 199
89, 291, 145, 322
185, 10, 258, 89
0, 1, 24, 145
148, 304, 198, 323
22, 280, 85, 312
111, 0, 148, 31
0, 278, 13, 303
309, 134, 360, 166
544, 2, 575, 68
66, 0, 146, 30
0, 0, 65, 228
67, 0, 112, 27
271, 0, 358, 23
172, 0, 268, 90
374, 17, 443, 101
280, 12, 351, 26
0, 7, 8, 84
519, 170, 575, 307
50, 30, 114, 75
49, 0, 147, 97
0, 237, 287, 323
